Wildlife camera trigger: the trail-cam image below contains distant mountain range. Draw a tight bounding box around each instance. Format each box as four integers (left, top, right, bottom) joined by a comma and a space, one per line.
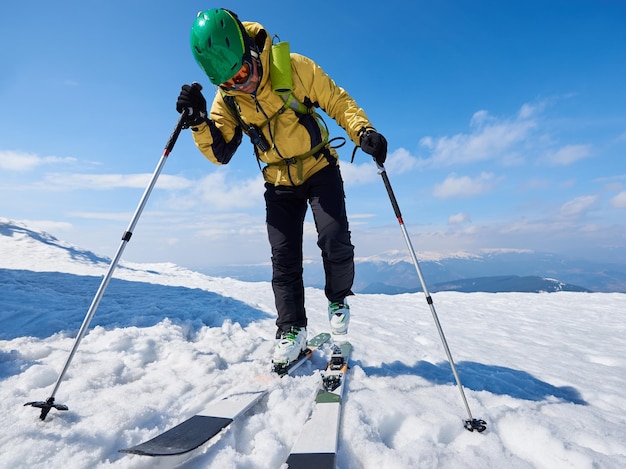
203, 250, 626, 294
2, 217, 624, 293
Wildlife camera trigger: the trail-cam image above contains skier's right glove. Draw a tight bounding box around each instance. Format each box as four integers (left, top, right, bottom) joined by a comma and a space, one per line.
176, 84, 207, 128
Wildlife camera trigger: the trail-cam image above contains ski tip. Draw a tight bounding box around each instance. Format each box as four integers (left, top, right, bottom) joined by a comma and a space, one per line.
307, 332, 332, 347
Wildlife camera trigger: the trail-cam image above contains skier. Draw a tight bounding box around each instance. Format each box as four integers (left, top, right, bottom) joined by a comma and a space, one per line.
176, 8, 387, 366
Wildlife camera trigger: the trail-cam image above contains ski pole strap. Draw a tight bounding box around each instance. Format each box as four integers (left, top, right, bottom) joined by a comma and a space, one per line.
350, 144, 359, 163
351, 126, 378, 163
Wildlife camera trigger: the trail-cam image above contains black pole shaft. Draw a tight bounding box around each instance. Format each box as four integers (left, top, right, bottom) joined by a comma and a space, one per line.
376, 162, 480, 425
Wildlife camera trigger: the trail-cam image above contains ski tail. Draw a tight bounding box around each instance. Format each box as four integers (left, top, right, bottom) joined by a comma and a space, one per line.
119, 390, 265, 456
286, 341, 352, 467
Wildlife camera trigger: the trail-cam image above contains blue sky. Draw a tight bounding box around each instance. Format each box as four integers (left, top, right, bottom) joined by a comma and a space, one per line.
1, 1, 626, 269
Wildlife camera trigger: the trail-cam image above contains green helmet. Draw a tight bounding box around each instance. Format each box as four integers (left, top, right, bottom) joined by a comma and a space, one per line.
190, 9, 249, 85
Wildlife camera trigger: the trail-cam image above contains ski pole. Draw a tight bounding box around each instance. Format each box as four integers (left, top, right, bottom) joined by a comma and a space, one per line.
374, 160, 486, 432
24, 85, 199, 421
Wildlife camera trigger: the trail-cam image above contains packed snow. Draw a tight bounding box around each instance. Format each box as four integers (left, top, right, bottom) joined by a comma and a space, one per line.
1, 218, 625, 468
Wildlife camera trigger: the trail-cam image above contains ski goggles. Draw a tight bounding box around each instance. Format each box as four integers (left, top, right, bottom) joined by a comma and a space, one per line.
220, 53, 261, 93
225, 61, 252, 88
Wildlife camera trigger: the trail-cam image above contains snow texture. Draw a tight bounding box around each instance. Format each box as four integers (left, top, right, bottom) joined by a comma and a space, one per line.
1, 218, 625, 468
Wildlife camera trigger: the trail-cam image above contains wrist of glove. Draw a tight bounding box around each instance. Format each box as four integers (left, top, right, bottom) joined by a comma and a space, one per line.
176, 84, 207, 128
360, 128, 387, 165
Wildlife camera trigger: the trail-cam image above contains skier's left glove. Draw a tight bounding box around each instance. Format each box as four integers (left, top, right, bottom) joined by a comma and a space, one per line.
360, 128, 387, 165
176, 83, 207, 128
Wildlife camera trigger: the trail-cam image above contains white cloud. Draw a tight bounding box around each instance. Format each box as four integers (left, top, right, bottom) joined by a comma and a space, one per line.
433, 172, 495, 199
42, 173, 193, 190
558, 195, 599, 218
448, 212, 471, 224
419, 105, 536, 167
385, 148, 419, 174
417, 99, 595, 170
520, 178, 551, 191
594, 173, 626, 183
349, 213, 377, 226
190, 213, 266, 238
469, 110, 491, 127
542, 144, 592, 166
611, 191, 626, 208
18, 219, 74, 233
0, 150, 76, 171
68, 211, 134, 221
340, 161, 378, 186
342, 147, 419, 187
517, 100, 547, 119
179, 171, 265, 212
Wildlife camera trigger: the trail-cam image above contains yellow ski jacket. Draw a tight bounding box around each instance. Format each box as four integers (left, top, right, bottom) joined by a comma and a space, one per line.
190, 21, 375, 187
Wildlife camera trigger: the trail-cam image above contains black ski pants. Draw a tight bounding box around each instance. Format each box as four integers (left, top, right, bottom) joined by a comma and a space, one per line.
265, 164, 354, 335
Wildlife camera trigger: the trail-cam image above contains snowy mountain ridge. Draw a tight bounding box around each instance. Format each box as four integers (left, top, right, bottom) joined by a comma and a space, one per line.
0, 217, 186, 277
354, 247, 535, 264
0, 217, 250, 295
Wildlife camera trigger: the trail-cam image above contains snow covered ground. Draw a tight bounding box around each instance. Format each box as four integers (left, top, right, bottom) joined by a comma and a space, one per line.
1, 218, 625, 468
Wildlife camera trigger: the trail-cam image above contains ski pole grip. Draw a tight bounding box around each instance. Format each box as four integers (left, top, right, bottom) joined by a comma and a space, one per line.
166, 82, 202, 154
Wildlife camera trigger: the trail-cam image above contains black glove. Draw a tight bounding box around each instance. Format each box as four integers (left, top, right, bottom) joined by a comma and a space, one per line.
176, 84, 207, 128
360, 129, 387, 165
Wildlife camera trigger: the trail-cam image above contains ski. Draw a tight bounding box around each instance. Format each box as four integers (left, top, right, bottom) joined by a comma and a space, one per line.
285, 340, 352, 468
119, 390, 265, 456
119, 332, 331, 457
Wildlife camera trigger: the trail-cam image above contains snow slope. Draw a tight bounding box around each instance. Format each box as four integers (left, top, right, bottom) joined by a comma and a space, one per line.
1, 218, 625, 468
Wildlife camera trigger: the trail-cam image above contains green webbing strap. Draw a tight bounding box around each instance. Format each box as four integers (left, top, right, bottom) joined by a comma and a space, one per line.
268, 139, 328, 185
279, 92, 310, 115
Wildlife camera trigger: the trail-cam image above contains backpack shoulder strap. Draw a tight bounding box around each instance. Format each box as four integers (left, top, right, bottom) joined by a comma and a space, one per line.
278, 92, 311, 115
221, 93, 249, 131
